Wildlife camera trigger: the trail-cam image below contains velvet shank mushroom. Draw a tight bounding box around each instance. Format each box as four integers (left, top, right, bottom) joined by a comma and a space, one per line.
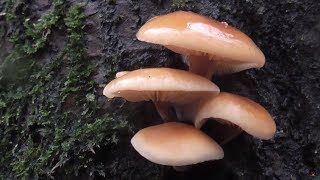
186, 92, 276, 140
137, 11, 265, 79
103, 68, 219, 121
131, 122, 224, 167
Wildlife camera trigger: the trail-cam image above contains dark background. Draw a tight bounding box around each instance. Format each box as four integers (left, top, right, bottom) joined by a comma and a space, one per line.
0, 0, 319, 179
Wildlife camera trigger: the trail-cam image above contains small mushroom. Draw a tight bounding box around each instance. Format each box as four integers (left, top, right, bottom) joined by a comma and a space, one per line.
103, 68, 219, 121
187, 92, 276, 140
137, 11, 265, 79
131, 122, 224, 167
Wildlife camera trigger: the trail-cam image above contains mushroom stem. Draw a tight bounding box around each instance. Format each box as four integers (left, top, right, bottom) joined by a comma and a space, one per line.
201, 119, 243, 145
154, 102, 177, 122
176, 97, 243, 145
187, 55, 215, 79
219, 127, 243, 145
175, 103, 199, 123
194, 92, 276, 140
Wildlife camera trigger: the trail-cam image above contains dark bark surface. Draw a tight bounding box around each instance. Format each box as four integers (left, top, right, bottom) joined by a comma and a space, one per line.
96, 0, 320, 179
0, 0, 319, 179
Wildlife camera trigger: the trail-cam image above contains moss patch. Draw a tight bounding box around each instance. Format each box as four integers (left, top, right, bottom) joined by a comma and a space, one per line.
0, 1, 132, 179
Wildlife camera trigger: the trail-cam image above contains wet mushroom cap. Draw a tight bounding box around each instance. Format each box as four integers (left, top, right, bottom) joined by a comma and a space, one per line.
137, 11, 265, 74
194, 92, 276, 140
103, 68, 220, 104
115, 71, 130, 78
131, 122, 224, 166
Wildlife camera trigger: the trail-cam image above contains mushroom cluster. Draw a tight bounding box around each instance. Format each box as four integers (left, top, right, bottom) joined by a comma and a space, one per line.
103, 11, 276, 170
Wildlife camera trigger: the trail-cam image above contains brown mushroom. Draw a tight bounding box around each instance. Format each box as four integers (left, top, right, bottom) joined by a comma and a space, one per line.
131, 122, 224, 167
137, 11, 265, 79
183, 92, 276, 140
103, 68, 219, 121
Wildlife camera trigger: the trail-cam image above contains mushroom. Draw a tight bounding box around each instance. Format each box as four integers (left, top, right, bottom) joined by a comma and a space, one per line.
103, 68, 220, 121
136, 11, 265, 79
115, 71, 130, 78
131, 122, 224, 168
182, 92, 276, 140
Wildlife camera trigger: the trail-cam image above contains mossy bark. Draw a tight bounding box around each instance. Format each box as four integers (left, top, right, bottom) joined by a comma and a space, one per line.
0, 0, 319, 179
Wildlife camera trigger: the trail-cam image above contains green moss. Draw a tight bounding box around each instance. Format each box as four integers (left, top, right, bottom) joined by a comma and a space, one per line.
4, 0, 17, 22
0, 1, 132, 179
64, 4, 86, 30
22, 0, 65, 55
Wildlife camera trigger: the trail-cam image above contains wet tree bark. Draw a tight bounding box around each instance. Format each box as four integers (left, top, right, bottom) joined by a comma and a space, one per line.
0, 0, 319, 179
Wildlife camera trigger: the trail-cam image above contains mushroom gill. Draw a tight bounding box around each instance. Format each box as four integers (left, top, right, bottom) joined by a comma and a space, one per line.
101, 10, 275, 172
190, 92, 276, 140
103, 68, 219, 121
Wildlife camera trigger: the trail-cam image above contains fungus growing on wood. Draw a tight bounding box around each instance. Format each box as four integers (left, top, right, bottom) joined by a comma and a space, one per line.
137, 11, 265, 79
103, 68, 219, 121
131, 122, 224, 167
102, 10, 275, 172
190, 92, 276, 140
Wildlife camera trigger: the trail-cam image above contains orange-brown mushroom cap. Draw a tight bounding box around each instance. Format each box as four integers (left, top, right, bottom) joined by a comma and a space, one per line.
194, 92, 276, 140
131, 122, 224, 166
103, 68, 219, 104
137, 11, 265, 76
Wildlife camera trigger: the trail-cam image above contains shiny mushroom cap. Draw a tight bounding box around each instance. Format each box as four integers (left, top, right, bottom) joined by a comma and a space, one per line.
194, 92, 276, 140
115, 71, 130, 78
103, 68, 219, 104
131, 122, 224, 166
137, 11, 265, 76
